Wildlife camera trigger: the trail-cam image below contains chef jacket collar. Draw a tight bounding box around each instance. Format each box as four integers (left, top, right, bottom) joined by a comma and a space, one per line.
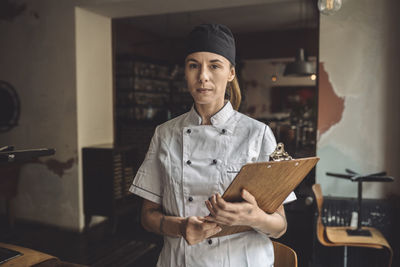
186, 101, 234, 126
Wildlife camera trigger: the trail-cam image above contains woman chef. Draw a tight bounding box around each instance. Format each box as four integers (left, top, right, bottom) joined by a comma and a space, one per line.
129, 24, 296, 267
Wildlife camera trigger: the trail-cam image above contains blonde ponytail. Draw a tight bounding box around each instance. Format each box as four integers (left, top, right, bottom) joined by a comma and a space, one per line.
227, 76, 241, 111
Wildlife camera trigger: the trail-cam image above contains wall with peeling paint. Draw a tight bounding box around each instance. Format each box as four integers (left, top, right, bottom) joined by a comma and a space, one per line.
0, 0, 81, 230
317, 0, 400, 198
0, 1, 114, 231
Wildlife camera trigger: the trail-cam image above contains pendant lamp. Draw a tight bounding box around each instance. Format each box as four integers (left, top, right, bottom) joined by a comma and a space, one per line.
283, 48, 315, 77
318, 0, 342, 15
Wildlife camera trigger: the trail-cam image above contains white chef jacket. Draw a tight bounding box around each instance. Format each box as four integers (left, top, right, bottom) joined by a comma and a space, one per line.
130, 101, 296, 267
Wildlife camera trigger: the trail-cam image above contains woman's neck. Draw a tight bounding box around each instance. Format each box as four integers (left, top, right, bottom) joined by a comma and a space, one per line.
194, 99, 225, 125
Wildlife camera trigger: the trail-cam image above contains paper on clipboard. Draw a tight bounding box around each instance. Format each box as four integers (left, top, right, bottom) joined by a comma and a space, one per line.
212, 156, 319, 237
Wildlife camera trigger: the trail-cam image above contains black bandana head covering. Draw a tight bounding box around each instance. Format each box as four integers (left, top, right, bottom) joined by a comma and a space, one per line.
186, 24, 236, 66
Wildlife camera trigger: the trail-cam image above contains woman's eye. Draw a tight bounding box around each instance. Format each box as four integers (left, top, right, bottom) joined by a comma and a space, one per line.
189, 63, 198, 69
210, 64, 220, 69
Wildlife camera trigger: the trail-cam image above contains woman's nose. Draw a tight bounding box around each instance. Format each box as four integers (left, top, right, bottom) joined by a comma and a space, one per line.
198, 65, 210, 84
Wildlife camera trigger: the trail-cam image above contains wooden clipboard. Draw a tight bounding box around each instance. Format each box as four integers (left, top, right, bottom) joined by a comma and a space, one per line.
213, 157, 319, 237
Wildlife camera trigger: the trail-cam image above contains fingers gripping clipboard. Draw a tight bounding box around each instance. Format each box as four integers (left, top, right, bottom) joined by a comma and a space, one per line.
213, 143, 319, 237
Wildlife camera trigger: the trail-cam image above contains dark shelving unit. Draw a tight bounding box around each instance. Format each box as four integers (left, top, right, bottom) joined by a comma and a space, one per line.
82, 144, 140, 233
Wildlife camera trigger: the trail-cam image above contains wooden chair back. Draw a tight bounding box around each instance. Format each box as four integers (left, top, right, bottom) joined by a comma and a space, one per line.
272, 241, 298, 267
311, 184, 334, 246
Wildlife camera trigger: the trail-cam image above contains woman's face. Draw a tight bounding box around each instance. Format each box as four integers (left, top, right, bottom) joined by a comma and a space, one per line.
185, 52, 235, 107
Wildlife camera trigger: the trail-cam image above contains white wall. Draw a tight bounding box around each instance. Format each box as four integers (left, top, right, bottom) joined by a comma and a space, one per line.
75, 7, 114, 228
317, 0, 400, 198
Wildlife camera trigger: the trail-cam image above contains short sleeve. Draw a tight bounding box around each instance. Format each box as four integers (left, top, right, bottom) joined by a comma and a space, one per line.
257, 125, 277, 162
257, 124, 296, 205
129, 126, 164, 204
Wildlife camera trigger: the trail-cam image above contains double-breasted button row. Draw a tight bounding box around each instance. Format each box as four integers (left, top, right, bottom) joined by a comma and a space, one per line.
186, 128, 226, 134
186, 159, 218, 165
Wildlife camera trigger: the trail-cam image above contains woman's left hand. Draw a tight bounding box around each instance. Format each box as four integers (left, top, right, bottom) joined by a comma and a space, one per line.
204, 189, 264, 227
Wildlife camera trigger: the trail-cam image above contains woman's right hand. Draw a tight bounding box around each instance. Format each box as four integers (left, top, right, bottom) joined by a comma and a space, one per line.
181, 216, 222, 245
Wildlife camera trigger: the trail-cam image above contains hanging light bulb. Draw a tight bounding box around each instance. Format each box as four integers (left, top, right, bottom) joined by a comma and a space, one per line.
318, 0, 342, 15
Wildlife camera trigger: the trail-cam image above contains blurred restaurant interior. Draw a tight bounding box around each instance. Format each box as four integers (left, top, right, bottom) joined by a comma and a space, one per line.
0, 0, 399, 266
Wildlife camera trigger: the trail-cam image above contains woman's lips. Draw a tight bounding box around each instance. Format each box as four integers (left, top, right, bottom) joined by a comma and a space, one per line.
197, 88, 212, 93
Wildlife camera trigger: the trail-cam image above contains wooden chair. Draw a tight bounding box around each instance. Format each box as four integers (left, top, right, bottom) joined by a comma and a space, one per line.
272, 241, 298, 267
312, 184, 393, 267
0, 242, 86, 267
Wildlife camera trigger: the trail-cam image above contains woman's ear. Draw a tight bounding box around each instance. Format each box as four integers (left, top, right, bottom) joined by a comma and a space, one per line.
228, 67, 235, 82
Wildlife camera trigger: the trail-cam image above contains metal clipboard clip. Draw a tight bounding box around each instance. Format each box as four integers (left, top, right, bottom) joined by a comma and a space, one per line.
269, 142, 293, 161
